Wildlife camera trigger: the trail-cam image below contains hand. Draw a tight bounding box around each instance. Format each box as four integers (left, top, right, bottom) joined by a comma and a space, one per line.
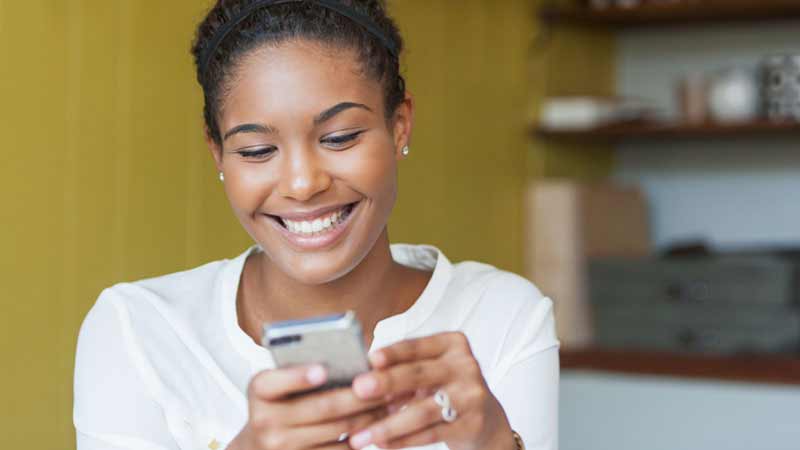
347, 332, 516, 450
228, 364, 389, 450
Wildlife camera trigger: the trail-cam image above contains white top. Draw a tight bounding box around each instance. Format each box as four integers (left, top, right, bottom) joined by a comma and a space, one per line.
74, 243, 559, 450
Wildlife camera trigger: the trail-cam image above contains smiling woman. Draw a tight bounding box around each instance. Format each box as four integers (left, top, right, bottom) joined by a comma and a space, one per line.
208, 40, 404, 288
72, 1, 559, 450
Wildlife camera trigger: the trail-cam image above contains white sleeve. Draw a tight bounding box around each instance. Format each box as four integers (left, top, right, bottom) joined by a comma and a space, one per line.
486, 278, 560, 450
492, 347, 559, 450
73, 289, 180, 450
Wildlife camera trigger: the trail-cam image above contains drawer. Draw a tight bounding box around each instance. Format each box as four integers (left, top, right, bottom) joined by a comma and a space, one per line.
593, 304, 800, 354
589, 257, 797, 308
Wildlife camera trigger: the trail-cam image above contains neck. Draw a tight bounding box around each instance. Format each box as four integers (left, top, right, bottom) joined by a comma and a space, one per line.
238, 228, 422, 348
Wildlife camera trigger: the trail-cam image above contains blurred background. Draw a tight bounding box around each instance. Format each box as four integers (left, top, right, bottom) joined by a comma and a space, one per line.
2, 0, 800, 449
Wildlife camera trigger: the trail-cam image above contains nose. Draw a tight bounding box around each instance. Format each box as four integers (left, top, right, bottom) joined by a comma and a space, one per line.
276, 146, 332, 202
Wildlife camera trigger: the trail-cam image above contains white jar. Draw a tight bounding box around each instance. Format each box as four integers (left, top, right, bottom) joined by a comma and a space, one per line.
707, 68, 761, 124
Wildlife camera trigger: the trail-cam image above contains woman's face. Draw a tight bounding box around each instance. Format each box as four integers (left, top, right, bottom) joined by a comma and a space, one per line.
208, 40, 412, 285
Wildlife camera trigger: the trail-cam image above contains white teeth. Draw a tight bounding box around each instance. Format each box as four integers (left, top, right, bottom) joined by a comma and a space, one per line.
282, 205, 353, 236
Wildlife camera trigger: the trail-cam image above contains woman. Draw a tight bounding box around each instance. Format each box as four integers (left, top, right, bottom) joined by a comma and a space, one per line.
73, 1, 559, 449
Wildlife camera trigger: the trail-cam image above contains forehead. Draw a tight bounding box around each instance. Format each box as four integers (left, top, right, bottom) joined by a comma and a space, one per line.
220, 40, 384, 128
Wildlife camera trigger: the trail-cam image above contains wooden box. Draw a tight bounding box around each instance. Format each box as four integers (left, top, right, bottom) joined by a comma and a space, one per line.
524, 180, 652, 348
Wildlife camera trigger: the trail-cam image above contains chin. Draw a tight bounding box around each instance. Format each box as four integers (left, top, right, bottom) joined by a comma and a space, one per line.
280, 252, 361, 285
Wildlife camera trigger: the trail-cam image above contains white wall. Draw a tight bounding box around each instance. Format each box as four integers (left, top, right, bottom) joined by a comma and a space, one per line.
611, 22, 800, 250
560, 371, 800, 450
559, 23, 800, 450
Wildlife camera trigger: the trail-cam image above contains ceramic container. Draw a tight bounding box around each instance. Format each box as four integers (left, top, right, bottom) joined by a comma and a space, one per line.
708, 67, 761, 124
764, 54, 800, 122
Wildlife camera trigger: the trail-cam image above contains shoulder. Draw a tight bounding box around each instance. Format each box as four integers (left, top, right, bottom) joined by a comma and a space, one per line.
78, 248, 248, 345
96, 250, 241, 318
449, 261, 555, 342
449, 259, 550, 317
392, 243, 551, 320
439, 258, 559, 380
114, 257, 228, 307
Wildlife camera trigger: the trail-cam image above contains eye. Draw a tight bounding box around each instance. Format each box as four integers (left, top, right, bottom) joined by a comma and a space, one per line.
236, 146, 276, 160
321, 130, 365, 149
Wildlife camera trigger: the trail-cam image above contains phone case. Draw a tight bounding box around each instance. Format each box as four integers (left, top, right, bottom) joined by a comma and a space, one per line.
262, 311, 371, 390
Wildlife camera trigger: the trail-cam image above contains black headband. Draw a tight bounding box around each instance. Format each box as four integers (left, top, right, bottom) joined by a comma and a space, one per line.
199, 0, 399, 77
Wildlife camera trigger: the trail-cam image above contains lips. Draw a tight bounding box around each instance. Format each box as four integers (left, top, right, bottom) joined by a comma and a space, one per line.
269, 202, 356, 232
275, 203, 357, 235
264, 201, 362, 251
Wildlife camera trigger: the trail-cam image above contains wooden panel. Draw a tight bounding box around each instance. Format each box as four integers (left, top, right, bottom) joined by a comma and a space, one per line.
562, 348, 800, 386
541, 0, 800, 27
536, 120, 800, 141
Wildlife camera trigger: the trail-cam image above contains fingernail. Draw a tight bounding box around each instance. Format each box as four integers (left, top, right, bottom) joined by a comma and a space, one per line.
306, 365, 326, 385
350, 430, 372, 449
369, 351, 387, 367
354, 375, 377, 397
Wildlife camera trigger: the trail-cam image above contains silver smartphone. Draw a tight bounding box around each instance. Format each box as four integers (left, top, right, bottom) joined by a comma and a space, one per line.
262, 310, 371, 392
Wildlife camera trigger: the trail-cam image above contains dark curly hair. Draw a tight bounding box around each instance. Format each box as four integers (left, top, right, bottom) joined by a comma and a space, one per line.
191, 0, 406, 145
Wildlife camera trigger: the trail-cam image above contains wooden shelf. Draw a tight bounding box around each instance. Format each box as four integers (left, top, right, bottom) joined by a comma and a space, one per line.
534, 120, 800, 142
561, 348, 800, 385
540, 0, 800, 28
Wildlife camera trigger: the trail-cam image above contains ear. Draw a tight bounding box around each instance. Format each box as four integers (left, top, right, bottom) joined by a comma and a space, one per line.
204, 126, 224, 172
392, 91, 415, 160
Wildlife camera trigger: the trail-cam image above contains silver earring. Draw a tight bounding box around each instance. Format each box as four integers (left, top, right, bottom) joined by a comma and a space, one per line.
218, 172, 224, 182
401, 145, 410, 157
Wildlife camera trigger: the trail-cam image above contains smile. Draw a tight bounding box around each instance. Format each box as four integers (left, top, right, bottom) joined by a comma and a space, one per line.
275, 202, 357, 236
266, 201, 361, 250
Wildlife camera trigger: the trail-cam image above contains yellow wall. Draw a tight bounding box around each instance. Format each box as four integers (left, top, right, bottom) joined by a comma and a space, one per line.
1, 1, 252, 446
390, 0, 538, 272
390, 0, 614, 270
524, 1, 616, 180
0, 0, 612, 447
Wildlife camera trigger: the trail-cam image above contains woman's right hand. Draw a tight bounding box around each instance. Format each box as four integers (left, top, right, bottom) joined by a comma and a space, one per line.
227, 364, 390, 450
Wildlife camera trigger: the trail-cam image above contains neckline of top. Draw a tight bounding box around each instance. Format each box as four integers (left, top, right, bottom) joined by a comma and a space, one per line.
219, 243, 454, 370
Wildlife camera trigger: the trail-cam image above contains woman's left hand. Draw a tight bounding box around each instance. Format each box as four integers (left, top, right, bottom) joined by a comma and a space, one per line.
347, 332, 515, 450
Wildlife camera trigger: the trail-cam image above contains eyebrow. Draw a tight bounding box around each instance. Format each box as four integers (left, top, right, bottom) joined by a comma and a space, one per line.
314, 102, 373, 126
223, 102, 372, 141
223, 123, 276, 141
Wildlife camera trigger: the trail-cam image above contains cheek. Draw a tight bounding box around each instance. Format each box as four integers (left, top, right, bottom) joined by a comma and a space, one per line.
224, 162, 277, 213
336, 144, 398, 203
367, 159, 398, 209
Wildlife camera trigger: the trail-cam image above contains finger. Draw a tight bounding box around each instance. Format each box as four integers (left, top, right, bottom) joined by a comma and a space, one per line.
348, 395, 445, 449
370, 332, 471, 369
352, 359, 450, 400
386, 391, 416, 414
386, 387, 433, 414
414, 387, 434, 399
248, 364, 328, 401
274, 385, 389, 426
286, 406, 388, 448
